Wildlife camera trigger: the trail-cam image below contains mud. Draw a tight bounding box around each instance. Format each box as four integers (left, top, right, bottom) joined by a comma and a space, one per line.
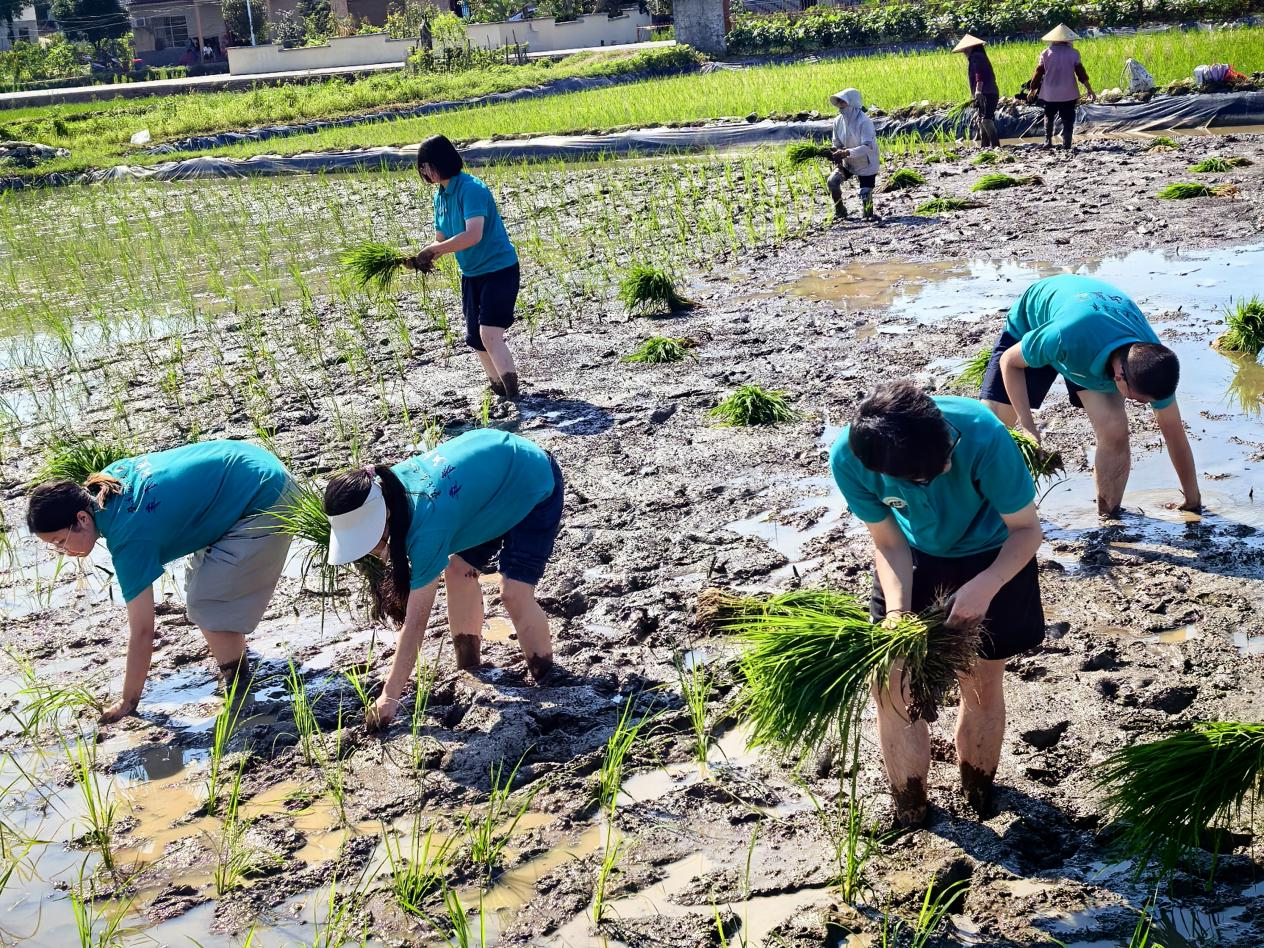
3, 132, 1264, 945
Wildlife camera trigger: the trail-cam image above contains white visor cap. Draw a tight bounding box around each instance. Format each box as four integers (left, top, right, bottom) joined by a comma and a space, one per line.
327, 479, 388, 566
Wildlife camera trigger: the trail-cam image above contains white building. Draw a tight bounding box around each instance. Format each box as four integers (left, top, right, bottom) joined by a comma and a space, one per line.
1, 5, 41, 50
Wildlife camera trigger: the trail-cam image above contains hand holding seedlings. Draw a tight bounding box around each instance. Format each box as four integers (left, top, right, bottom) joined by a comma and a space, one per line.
402, 250, 436, 273
945, 577, 997, 629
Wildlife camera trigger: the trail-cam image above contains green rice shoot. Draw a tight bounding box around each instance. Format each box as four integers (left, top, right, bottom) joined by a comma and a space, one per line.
1145, 136, 1179, 150
916, 197, 982, 215
972, 150, 1006, 166
618, 263, 694, 316
971, 173, 1042, 192
1213, 295, 1264, 358
1189, 156, 1251, 173
622, 336, 697, 364
952, 345, 993, 391
340, 241, 408, 293
882, 168, 927, 192
1156, 182, 1236, 200
1094, 721, 1264, 874
34, 434, 133, 486
1010, 428, 1065, 486
786, 141, 835, 166
708, 385, 798, 427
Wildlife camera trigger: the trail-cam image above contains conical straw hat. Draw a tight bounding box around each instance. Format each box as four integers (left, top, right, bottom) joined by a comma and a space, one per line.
1042, 23, 1079, 42
953, 34, 986, 52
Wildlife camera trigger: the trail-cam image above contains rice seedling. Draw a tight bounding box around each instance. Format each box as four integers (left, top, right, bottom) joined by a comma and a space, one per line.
720, 589, 979, 756
382, 816, 455, 916
69, 863, 133, 948
618, 263, 694, 316
320, 706, 349, 826
785, 141, 835, 165
342, 659, 377, 726
1009, 428, 1065, 486
4, 651, 101, 739
971, 150, 1004, 165
908, 879, 970, 947
1156, 181, 1236, 199
32, 434, 132, 487
952, 345, 992, 391
708, 384, 798, 427
205, 671, 250, 816
1094, 721, 1264, 875
310, 864, 374, 948
915, 197, 982, 215
799, 777, 882, 902
971, 173, 1043, 192
409, 652, 439, 771
592, 823, 624, 927
1189, 156, 1251, 173
594, 697, 658, 814
1146, 136, 1179, 150
675, 657, 713, 767
66, 737, 118, 874
1213, 295, 1264, 358
880, 168, 927, 192
340, 241, 409, 294
622, 336, 697, 364
211, 809, 280, 895
464, 754, 537, 881
424, 883, 485, 948
286, 660, 320, 767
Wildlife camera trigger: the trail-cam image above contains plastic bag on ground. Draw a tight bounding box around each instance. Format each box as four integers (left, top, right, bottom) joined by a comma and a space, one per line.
1122, 58, 1156, 94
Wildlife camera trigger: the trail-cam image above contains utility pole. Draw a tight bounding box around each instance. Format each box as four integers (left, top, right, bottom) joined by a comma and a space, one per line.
245, 0, 257, 45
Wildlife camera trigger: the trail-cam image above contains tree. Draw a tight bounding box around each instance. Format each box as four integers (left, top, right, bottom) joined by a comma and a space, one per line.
222, 0, 267, 44
49, 0, 129, 46
1, 0, 28, 28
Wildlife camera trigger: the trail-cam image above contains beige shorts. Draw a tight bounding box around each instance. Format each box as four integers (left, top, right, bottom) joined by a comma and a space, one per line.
185, 504, 293, 634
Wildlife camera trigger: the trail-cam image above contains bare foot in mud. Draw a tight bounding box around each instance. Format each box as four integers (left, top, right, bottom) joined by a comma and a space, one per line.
453, 634, 482, 670
891, 776, 928, 829
525, 653, 555, 685
960, 762, 996, 818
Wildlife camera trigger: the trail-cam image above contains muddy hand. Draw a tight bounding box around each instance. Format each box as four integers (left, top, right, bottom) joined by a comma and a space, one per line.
365, 694, 400, 732
100, 698, 137, 724
945, 577, 996, 629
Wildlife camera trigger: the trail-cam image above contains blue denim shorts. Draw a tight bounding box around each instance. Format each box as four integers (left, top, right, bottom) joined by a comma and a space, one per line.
456, 454, 563, 587
980, 329, 1085, 409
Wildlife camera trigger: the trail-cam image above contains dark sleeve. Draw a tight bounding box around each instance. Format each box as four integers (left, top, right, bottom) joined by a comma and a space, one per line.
1075, 62, 1090, 84
1031, 64, 1046, 86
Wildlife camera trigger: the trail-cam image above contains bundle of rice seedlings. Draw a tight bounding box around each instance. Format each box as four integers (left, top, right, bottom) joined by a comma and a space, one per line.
786, 141, 835, 165
622, 336, 697, 364
695, 587, 853, 633
916, 197, 983, 215
971, 173, 1042, 192
1189, 156, 1251, 173
721, 589, 979, 754
341, 241, 408, 293
618, 263, 694, 316
1010, 429, 1065, 486
34, 434, 133, 486
1156, 181, 1236, 199
1094, 721, 1264, 873
881, 168, 927, 192
708, 385, 798, 427
1145, 136, 1179, 150
972, 150, 1002, 166
952, 345, 992, 391
1213, 295, 1264, 357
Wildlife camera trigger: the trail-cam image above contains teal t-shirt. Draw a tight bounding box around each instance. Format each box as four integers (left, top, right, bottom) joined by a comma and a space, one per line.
94, 441, 292, 603
393, 430, 555, 589
830, 396, 1035, 557
433, 172, 518, 278
1006, 274, 1174, 410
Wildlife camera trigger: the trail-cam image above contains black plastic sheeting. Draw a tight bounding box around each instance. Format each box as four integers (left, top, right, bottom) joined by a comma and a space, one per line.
4, 90, 1262, 191
145, 64, 700, 156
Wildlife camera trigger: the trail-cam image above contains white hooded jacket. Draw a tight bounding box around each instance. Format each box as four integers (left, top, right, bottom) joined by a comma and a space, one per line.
829, 88, 880, 178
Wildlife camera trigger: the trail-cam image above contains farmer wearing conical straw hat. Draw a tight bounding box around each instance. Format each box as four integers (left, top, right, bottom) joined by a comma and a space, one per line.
831, 382, 1045, 827
1030, 24, 1096, 149
954, 35, 1000, 149
826, 88, 881, 222
980, 274, 1201, 517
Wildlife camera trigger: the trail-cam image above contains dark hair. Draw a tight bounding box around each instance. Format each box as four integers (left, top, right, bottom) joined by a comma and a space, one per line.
416, 135, 463, 180
324, 466, 412, 625
1124, 342, 1179, 402
848, 382, 952, 482
26, 473, 123, 534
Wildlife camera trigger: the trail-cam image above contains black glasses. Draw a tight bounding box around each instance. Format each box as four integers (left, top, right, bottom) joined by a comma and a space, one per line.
909, 422, 961, 486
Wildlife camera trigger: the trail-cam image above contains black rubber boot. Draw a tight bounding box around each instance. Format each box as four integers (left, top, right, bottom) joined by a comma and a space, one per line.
832, 197, 848, 221
500, 371, 520, 399
860, 188, 879, 222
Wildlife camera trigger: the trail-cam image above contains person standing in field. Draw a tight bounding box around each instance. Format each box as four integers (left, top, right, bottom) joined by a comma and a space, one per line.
979, 273, 1201, 517
954, 34, 1000, 149
831, 382, 1044, 827
827, 88, 881, 223
322, 429, 564, 730
407, 135, 523, 399
25, 442, 296, 722
1030, 24, 1095, 150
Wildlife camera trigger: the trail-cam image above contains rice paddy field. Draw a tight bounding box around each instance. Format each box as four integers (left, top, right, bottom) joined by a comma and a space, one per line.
3, 44, 1264, 948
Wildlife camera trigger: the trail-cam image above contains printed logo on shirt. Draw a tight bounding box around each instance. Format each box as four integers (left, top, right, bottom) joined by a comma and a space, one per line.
882, 496, 907, 510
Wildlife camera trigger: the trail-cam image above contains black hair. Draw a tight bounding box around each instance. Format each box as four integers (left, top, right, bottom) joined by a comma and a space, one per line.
1124, 342, 1179, 402
848, 381, 952, 482
27, 474, 122, 534
416, 135, 463, 180
323, 467, 412, 625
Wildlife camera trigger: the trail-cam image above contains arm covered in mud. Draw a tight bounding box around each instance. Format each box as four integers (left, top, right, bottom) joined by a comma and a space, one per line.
946, 503, 1042, 628
101, 587, 156, 724
866, 516, 914, 624
368, 579, 440, 732
1153, 401, 1202, 512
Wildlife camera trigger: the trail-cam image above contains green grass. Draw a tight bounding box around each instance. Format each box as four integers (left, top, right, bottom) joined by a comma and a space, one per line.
972, 150, 1007, 166
33, 434, 132, 486
916, 196, 982, 215
971, 173, 1042, 192
1145, 136, 1179, 150
1214, 295, 1264, 358
341, 241, 409, 294
708, 384, 798, 427
881, 168, 927, 192
786, 141, 835, 165
622, 336, 696, 364
1156, 181, 1235, 199
618, 264, 693, 316
1189, 156, 1252, 173
1010, 428, 1065, 486
952, 345, 992, 391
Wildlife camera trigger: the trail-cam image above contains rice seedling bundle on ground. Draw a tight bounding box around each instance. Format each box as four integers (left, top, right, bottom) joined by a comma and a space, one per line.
1094, 721, 1264, 874
1213, 296, 1264, 358
1010, 429, 1065, 486
916, 197, 983, 215
786, 141, 835, 165
972, 150, 1007, 166
971, 173, 1042, 192
618, 263, 694, 316
881, 168, 927, 192
622, 336, 697, 364
708, 384, 798, 427
341, 241, 409, 293
34, 435, 132, 486
1189, 156, 1252, 173
698, 588, 979, 754
952, 345, 992, 391
1156, 182, 1236, 200
1145, 136, 1178, 150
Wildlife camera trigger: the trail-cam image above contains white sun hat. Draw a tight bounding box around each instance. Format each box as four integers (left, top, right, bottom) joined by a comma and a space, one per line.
327, 479, 387, 565
1042, 23, 1079, 42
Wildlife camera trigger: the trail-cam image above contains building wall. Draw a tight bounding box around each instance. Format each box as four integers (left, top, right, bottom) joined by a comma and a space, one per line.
227, 31, 415, 73
132, 0, 228, 63
674, 0, 726, 54
465, 8, 652, 53
0, 4, 40, 51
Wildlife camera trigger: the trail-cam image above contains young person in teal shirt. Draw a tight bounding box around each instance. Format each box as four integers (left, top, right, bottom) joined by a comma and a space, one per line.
323, 429, 564, 730
980, 274, 1200, 517
26, 441, 295, 723
406, 135, 523, 399
831, 384, 1044, 827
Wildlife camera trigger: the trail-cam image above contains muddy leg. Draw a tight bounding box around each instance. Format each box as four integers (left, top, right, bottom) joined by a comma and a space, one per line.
956, 658, 1006, 818
860, 187, 878, 221
475, 350, 505, 396
502, 578, 553, 684
444, 556, 484, 670
480, 326, 519, 398
826, 169, 848, 221
873, 661, 930, 827
203, 630, 250, 695
982, 119, 1000, 149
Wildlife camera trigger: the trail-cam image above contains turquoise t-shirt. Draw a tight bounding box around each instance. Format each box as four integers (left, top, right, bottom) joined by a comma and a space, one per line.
433, 172, 518, 278
830, 396, 1035, 557
1006, 274, 1174, 410
393, 430, 555, 589
94, 441, 292, 603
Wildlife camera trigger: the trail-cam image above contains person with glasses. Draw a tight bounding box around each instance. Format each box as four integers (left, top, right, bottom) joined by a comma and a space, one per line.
831, 382, 1044, 828
980, 274, 1200, 518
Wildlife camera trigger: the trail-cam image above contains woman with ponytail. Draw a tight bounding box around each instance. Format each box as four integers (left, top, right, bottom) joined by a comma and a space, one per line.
324, 428, 563, 730
26, 441, 296, 723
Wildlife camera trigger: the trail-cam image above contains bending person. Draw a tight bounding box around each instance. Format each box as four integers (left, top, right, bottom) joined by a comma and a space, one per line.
954, 34, 1000, 149
26, 441, 296, 723
980, 273, 1200, 517
407, 135, 523, 399
323, 429, 563, 730
831, 383, 1044, 827
827, 88, 881, 222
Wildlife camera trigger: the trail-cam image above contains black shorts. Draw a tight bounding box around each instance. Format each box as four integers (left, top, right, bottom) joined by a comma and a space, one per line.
456, 454, 563, 587
830, 168, 877, 190
869, 547, 1044, 661
461, 262, 520, 352
979, 329, 1086, 409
